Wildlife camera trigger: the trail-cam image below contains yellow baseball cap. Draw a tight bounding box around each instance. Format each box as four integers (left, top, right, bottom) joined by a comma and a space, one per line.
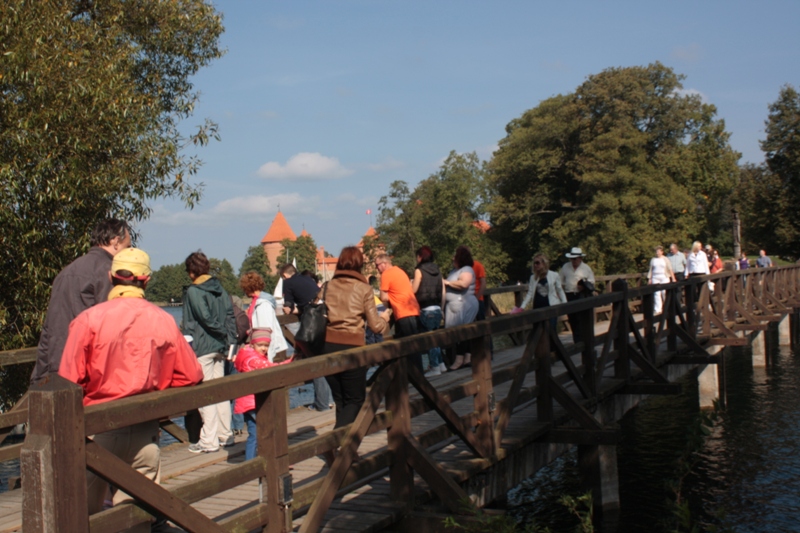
111, 248, 152, 278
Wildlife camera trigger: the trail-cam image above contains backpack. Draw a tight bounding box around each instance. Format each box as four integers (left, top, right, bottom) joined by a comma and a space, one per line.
231, 299, 250, 344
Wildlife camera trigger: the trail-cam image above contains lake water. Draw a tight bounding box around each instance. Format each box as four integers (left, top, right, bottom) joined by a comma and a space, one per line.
4, 319, 800, 533
509, 329, 800, 532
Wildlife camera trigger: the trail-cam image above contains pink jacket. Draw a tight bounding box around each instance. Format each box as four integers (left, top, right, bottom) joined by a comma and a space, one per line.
233, 345, 291, 414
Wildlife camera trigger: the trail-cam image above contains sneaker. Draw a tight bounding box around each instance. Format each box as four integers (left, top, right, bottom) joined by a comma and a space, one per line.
328, 403, 335, 409
438, 363, 447, 373
424, 367, 441, 377
219, 437, 235, 448
188, 443, 219, 454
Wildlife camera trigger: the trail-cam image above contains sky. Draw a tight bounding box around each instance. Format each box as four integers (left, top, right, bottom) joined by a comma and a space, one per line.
137, 1, 800, 270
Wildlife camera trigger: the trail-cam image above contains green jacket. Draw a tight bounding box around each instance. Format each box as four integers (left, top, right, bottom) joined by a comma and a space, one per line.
182, 277, 236, 357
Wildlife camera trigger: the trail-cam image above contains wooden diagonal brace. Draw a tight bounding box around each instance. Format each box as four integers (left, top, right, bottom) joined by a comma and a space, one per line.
549, 328, 591, 399
300, 362, 397, 533
85, 441, 223, 533
408, 363, 488, 458
404, 435, 472, 514
547, 376, 602, 430
494, 325, 542, 443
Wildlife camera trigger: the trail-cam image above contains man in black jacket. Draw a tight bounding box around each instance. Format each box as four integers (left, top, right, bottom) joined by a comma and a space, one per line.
280, 264, 333, 411
31, 219, 131, 383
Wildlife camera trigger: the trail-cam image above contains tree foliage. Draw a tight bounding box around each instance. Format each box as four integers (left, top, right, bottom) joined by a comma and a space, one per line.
280, 235, 318, 274
0, 0, 224, 351
376, 151, 509, 282
739, 85, 800, 259
145, 264, 191, 304
210, 258, 241, 297
488, 62, 739, 279
239, 245, 278, 293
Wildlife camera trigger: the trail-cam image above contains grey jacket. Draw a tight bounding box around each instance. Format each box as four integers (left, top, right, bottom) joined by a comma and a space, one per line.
31, 247, 114, 383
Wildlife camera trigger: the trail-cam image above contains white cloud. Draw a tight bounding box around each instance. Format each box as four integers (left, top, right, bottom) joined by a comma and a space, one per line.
257, 152, 353, 180
148, 193, 321, 227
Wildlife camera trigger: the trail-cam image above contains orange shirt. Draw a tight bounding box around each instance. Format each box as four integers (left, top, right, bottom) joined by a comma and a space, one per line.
473, 261, 486, 301
379, 265, 420, 319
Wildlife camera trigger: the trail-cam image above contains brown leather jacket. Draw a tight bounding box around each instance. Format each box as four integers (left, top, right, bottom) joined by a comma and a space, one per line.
321, 270, 388, 346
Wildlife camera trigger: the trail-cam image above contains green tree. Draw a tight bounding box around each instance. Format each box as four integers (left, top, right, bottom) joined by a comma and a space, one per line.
209, 258, 241, 298
377, 151, 509, 283
280, 235, 318, 274
488, 62, 739, 278
145, 264, 191, 304
239, 245, 278, 293
736, 163, 789, 256
0, 0, 222, 408
0, 0, 223, 352
746, 84, 800, 258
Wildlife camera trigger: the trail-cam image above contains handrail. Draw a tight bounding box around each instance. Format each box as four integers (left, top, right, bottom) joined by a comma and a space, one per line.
7, 265, 800, 532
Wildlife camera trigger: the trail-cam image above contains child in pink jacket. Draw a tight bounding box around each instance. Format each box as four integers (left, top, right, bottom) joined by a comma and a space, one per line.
234, 327, 292, 460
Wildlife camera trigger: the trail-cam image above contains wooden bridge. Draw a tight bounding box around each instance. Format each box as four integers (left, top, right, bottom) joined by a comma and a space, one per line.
2, 265, 800, 532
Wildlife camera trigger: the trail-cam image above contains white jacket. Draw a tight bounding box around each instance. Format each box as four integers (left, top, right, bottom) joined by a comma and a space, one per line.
251, 295, 288, 362
520, 270, 568, 309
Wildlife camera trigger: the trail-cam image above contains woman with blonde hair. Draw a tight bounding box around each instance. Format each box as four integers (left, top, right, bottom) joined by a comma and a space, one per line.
512, 253, 567, 330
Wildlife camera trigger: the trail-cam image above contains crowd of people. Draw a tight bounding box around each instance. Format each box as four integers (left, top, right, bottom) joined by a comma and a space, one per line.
29, 217, 779, 528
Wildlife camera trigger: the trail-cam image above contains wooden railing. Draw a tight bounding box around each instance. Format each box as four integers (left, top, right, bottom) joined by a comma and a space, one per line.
2, 266, 800, 532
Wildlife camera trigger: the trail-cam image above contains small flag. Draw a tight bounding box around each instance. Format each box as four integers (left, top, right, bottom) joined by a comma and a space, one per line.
366, 209, 372, 215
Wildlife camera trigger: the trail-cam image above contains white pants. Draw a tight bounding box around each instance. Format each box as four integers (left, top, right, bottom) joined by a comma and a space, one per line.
198, 352, 232, 449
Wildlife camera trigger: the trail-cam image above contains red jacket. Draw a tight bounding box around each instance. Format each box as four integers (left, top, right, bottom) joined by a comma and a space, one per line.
59, 295, 203, 406
233, 345, 292, 414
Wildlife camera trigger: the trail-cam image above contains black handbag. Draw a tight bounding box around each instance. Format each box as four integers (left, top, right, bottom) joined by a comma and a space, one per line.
295, 283, 328, 355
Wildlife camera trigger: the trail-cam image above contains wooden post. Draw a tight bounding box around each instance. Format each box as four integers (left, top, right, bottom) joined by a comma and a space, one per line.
684, 281, 696, 339
470, 332, 495, 457
611, 280, 630, 381
21, 375, 88, 533
642, 290, 655, 363
581, 300, 597, 398
386, 358, 413, 509
578, 444, 620, 532
667, 287, 677, 353
260, 387, 292, 533
535, 321, 553, 422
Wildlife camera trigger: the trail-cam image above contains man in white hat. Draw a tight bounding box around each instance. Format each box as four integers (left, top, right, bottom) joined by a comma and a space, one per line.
559, 247, 595, 344
58, 248, 203, 525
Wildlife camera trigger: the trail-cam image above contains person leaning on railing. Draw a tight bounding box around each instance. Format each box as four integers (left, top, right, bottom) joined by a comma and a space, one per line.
512, 253, 567, 331
319, 246, 390, 459
57, 248, 203, 525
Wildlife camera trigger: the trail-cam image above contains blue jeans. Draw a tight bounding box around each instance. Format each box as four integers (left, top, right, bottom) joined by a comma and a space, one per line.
244, 411, 257, 461
287, 321, 332, 411
419, 308, 443, 368
312, 377, 333, 411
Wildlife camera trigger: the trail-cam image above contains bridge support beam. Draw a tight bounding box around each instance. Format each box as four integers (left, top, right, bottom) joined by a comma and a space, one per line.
578, 444, 620, 532
752, 330, 767, 367
778, 314, 791, 346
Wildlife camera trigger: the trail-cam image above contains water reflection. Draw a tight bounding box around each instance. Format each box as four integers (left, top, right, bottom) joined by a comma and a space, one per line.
510, 330, 800, 532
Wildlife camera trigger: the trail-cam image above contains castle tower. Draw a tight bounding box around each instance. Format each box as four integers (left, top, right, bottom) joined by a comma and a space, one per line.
260, 211, 297, 275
